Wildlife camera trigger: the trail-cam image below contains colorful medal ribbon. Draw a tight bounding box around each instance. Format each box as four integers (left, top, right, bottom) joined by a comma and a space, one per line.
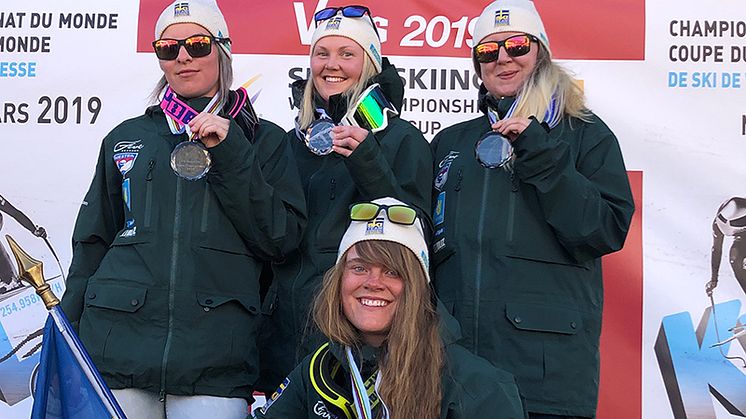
345, 346, 389, 419
489, 93, 562, 129
159, 86, 249, 138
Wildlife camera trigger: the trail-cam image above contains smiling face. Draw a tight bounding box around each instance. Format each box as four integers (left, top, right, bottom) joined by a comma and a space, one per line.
311, 35, 365, 102
341, 245, 404, 347
158, 22, 220, 99
479, 31, 538, 98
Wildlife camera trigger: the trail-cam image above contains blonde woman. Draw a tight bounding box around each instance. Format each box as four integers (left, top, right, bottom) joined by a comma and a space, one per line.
254, 198, 525, 419
61, 1, 305, 417
259, 6, 432, 393
430, 1, 635, 418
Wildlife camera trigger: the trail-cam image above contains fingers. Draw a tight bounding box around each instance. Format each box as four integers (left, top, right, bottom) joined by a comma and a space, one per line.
492, 117, 531, 141
331, 125, 369, 157
188, 113, 230, 148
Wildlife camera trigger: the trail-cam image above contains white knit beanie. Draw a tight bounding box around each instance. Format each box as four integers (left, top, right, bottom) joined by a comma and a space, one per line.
337, 197, 430, 282
155, 0, 232, 57
311, 12, 383, 73
473, 0, 550, 56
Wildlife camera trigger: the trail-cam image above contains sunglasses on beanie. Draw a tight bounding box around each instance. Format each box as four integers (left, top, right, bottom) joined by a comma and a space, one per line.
314, 5, 380, 37
152, 35, 231, 60
350, 202, 418, 226
473, 34, 538, 63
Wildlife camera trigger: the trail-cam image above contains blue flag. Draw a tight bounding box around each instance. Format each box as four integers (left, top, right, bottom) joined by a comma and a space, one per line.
31, 306, 126, 419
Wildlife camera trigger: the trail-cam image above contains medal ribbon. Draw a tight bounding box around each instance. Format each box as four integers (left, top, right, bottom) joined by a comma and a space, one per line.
345, 346, 389, 419
159, 86, 224, 139
488, 93, 561, 129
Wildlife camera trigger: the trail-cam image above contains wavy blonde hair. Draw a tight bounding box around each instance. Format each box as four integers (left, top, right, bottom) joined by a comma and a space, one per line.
298, 46, 380, 130
474, 42, 589, 121
313, 240, 443, 419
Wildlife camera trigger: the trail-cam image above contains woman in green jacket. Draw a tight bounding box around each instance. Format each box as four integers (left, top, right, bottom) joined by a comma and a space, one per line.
258, 5, 432, 392
254, 197, 525, 419
430, 0, 635, 418
60, 1, 306, 417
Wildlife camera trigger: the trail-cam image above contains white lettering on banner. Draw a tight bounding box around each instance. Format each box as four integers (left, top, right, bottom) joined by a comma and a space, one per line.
294, 0, 329, 45
401, 15, 478, 49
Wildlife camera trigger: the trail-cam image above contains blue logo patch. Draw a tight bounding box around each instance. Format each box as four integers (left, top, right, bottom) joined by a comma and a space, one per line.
434, 192, 446, 226
261, 377, 291, 414
366, 217, 385, 235
122, 178, 132, 211
174, 2, 190, 17
369, 44, 382, 67
434, 151, 459, 191
420, 250, 429, 270
326, 16, 342, 30
495, 9, 510, 26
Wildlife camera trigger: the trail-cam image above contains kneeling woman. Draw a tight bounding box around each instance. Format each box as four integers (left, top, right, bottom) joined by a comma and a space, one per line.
254, 198, 525, 419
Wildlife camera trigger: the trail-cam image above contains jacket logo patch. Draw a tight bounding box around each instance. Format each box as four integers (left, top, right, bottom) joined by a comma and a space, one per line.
261, 377, 290, 414
114, 152, 138, 176
113, 139, 144, 153
434, 191, 446, 226
434, 151, 459, 191
313, 401, 340, 419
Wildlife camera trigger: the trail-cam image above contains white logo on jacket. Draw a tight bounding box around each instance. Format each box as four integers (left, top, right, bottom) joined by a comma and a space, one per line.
313, 401, 339, 419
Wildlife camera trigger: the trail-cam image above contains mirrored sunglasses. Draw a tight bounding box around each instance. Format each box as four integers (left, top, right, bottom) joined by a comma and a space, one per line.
350, 202, 417, 226
474, 34, 537, 63
152, 35, 230, 60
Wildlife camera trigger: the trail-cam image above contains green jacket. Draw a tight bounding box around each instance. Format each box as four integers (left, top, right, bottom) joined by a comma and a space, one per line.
258, 59, 433, 392
430, 96, 634, 417
252, 317, 525, 419
60, 95, 306, 400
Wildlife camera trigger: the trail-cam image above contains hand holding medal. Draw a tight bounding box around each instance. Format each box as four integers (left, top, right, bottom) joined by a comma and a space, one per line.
303, 83, 398, 157
161, 86, 225, 180
188, 112, 230, 148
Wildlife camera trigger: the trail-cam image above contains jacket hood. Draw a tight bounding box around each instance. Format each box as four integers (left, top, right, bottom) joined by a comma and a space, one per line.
291, 57, 404, 124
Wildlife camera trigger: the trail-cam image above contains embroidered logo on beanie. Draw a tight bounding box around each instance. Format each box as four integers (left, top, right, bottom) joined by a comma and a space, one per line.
495, 9, 510, 26
174, 3, 190, 17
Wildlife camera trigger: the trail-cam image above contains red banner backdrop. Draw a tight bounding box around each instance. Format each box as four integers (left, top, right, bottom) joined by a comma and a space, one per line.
137, 0, 645, 60
598, 171, 643, 418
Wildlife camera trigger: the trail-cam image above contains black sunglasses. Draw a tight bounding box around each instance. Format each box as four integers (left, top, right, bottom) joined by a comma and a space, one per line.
314, 5, 379, 37
152, 34, 230, 61
473, 34, 538, 63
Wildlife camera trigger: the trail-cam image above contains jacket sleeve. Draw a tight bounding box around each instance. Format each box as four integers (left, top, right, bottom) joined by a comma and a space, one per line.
207, 119, 307, 261
512, 116, 635, 262
250, 366, 308, 418
60, 140, 123, 327
343, 122, 433, 219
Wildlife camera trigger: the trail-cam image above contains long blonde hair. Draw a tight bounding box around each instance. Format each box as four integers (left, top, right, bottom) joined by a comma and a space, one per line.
313, 240, 443, 419
298, 49, 380, 130
475, 43, 589, 121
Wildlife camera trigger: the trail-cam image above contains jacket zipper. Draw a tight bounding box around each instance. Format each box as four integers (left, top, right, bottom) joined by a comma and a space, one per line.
160, 177, 182, 401
200, 182, 210, 233
473, 169, 491, 351
506, 171, 518, 242
291, 157, 329, 357
144, 160, 155, 228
